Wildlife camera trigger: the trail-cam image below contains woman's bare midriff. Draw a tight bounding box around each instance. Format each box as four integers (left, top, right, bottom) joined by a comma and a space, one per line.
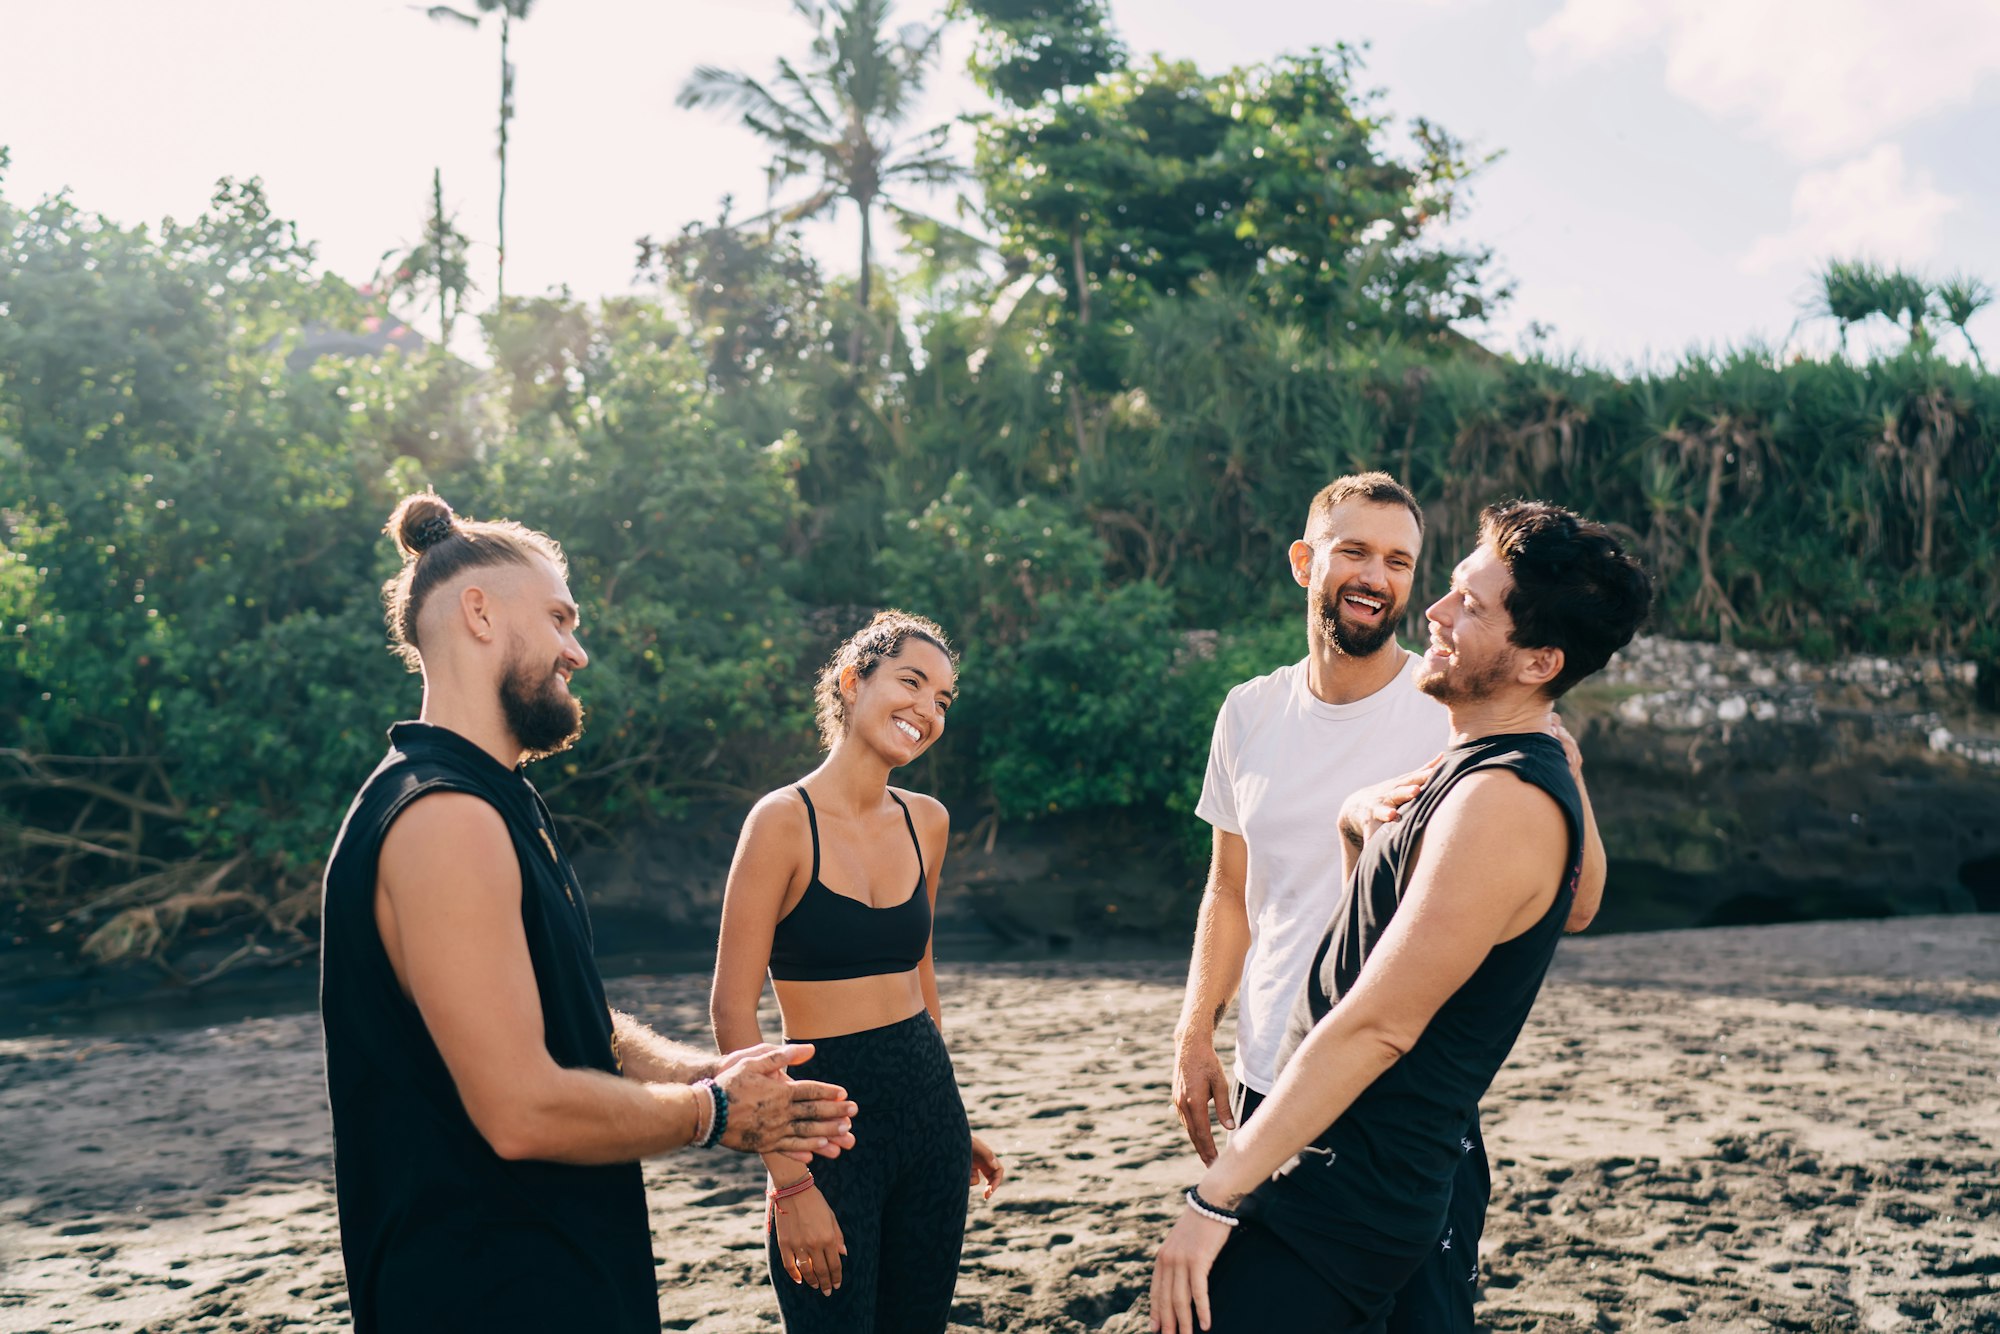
774, 970, 928, 1040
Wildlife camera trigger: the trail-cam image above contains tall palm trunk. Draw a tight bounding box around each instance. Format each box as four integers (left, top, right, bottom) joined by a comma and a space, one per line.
432, 169, 456, 344
849, 201, 872, 364
1070, 222, 1091, 325
496, 10, 513, 305
1067, 220, 1095, 462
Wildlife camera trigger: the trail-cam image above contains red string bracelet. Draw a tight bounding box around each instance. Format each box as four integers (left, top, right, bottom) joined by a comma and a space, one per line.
766, 1171, 817, 1233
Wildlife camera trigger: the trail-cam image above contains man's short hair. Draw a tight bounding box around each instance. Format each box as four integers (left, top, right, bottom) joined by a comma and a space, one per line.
1480, 500, 1653, 698
1304, 472, 1425, 543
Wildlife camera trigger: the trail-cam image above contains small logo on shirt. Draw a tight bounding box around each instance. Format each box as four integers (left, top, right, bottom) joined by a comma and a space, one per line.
1274, 1144, 1336, 1178
538, 828, 576, 905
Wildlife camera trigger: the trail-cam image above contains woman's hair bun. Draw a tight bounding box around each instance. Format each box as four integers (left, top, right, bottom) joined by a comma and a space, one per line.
387, 491, 458, 560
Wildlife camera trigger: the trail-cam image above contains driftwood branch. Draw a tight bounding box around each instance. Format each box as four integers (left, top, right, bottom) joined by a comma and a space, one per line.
13, 826, 164, 866
63, 857, 245, 923
0, 750, 156, 769
0, 749, 188, 820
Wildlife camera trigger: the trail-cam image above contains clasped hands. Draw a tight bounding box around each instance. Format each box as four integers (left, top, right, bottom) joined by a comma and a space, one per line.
710, 1042, 856, 1161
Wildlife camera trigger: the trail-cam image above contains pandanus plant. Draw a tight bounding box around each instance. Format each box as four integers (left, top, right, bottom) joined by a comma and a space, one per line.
1811, 259, 1992, 366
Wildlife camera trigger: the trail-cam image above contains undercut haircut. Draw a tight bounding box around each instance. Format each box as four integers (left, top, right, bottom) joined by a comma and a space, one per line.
380, 492, 568, 671
1304, 472, 1426, 543
1479, 500, 1654, 698
813, 610, 957, 750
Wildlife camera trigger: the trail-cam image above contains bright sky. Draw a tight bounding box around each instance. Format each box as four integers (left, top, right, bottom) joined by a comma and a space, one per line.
5, 0, 1998, 369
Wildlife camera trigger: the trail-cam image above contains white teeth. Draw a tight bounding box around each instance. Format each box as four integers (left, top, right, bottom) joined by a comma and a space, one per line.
1345, 594, 1383, 612
895, 719, 920, 741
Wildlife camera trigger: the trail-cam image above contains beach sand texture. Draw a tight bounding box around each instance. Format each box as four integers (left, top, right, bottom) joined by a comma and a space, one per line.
1, 916, 1996, 1333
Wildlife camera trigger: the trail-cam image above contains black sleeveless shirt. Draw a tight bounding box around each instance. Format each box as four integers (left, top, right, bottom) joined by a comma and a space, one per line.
320, 722, 657, 1333
1241, 732, 1581, 1269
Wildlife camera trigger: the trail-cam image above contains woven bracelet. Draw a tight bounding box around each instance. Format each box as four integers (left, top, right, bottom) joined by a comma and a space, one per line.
1185, 1185, 1241, 1228
693, 1078, 728, 1149
689, 1081, 713, 1146
768, 1171, 817, 1203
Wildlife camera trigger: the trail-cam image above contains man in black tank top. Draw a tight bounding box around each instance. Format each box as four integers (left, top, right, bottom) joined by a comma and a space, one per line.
323, 496, 860, 1333
1151, 501, 1653, 1334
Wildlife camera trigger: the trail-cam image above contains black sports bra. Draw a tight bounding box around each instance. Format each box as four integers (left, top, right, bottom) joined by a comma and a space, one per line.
766, 786, 932, 982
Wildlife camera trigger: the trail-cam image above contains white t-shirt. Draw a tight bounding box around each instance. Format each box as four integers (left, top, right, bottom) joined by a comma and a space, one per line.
1195, 653, 1449, 1094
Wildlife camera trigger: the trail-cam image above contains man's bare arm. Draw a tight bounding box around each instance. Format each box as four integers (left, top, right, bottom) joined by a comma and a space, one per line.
1193, 772, 1568, 1207
1172, 827, 1250, 1164
1548, 718, 1607, 931
611, 1010, 719, 1084
378, 794, 854, 1166
1567, 779, 1607, 931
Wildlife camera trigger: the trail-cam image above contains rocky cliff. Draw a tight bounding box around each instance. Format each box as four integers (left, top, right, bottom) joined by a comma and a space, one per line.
1568, 636, 2000, 930
574, 637, 2000, 946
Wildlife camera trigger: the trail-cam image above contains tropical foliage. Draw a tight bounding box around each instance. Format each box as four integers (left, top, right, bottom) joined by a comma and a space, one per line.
3, 7, 1995, 979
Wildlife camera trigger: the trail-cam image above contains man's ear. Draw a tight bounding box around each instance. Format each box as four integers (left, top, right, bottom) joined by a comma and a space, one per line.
1516, 644, 1564, 692
458, 584, 495, 644
1288, 540, 1315, 590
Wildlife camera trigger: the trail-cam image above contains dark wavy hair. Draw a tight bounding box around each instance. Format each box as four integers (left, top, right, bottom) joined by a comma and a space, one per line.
380, 492, 567, 671
813, 610, 957, 750
1480, 500, 1653, 698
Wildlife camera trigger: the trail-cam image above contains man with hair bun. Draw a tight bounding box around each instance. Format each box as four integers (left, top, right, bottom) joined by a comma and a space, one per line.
321, 492, 858, 1333
1152, 499, 1654, 1334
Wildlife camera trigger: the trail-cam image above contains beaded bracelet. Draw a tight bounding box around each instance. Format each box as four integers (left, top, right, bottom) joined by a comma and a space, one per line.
693, 1078, 729, 1149
1184, 1185, 1241, 1228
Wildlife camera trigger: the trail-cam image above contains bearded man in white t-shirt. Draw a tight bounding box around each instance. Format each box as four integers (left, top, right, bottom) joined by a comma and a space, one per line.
1171, 471, 1606, 1331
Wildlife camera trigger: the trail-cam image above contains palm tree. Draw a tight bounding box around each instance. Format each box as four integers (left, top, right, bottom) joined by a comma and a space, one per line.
676, 0, 962, 362
1813, 258, 1883, 356
1936, 273, 1993, 369
379, 169, 474, 346
422, 0, 535, 306
1872, 267, 1934, 351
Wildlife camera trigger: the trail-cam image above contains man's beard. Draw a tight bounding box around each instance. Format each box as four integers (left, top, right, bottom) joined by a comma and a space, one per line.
1314, 581, 1404, 658
1416, 646, 1513, 705
499, 650, 584, 762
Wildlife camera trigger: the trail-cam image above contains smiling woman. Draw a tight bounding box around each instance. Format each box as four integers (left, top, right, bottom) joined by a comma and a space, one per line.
710, 610, 1005, 1333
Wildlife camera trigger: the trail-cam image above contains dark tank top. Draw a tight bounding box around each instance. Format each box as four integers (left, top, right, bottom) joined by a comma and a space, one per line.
1242, 732, 1581, 1269
319, 722, 657, 1333
767, 786, 932, 982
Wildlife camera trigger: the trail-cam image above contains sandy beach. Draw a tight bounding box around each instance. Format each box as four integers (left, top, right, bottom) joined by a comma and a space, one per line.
2, 915, 1996, 1333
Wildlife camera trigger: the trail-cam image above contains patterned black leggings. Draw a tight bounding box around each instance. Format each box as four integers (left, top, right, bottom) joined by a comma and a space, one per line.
769, 1012, 971, 1333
